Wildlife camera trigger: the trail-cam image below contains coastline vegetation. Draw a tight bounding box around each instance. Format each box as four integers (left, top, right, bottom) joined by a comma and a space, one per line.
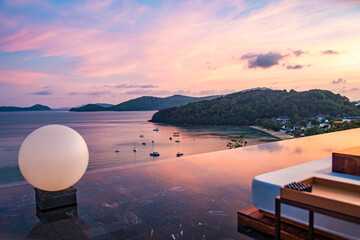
302, 120, 360, 136
226, 135, 247, 149
151, 89, 360, 126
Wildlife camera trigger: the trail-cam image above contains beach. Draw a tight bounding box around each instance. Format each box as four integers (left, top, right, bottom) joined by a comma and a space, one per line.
250, 125, 290, 140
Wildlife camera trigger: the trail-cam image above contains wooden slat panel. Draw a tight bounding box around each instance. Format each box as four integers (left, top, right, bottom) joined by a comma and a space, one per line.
238, 206, 347, 240
333, 152, 360, 176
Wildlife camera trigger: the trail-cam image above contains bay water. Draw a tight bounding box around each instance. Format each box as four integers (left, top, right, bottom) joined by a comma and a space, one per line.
0, 111, 278, 184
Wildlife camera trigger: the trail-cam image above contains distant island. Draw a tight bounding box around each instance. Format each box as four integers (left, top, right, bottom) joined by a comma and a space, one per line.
150, 89, 360, 137
0, 104, 51, 112
69, 95, 218, 112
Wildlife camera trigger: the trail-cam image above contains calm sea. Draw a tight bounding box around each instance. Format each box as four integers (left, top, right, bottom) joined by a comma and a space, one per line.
0, 111, 278, 184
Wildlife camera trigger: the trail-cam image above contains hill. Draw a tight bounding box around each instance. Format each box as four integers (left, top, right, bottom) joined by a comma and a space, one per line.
0, 104, 51, 112
150, 89, 360, 125
69, 104, 108, 112
69, 95, 218, 112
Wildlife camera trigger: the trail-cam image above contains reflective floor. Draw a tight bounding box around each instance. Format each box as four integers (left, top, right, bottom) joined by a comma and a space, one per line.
0, 129, 359, 239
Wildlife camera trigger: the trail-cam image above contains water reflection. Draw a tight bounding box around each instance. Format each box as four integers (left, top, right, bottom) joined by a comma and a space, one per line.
292, 147, 302, 154
1, 128, 359, 239
28, 216, 90, 239
28, 204, 92, 239
36, 205, 78, 224
105, 128, 360, 198
255, 142, 283, 152
0, 111, 278, 184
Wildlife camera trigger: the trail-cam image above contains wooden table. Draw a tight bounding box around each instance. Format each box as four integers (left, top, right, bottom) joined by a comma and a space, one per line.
275, 177, 360, 240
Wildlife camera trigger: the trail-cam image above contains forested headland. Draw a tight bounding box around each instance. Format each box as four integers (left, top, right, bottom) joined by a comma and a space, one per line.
150, 89, 360, 127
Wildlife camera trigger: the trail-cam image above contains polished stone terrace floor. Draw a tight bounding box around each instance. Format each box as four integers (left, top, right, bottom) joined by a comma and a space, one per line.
0, 129, 359, 240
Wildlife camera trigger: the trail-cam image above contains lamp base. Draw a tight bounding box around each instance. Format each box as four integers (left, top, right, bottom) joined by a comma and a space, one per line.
35, 186, 77, 211
36, 204, 78, 224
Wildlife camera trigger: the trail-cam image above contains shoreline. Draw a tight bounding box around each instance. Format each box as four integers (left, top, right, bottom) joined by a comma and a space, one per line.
249, 125, 290, 140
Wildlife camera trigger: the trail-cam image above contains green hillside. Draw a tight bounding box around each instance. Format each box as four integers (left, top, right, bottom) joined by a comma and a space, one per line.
150, 89, 360, 125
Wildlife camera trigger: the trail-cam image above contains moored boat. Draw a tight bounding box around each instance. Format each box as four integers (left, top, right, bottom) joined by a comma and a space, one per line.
150, 152, 160, 157
150, 140, 160, 157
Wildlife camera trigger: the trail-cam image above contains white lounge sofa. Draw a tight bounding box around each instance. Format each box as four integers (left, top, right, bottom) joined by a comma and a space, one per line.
252, 157, 360, 240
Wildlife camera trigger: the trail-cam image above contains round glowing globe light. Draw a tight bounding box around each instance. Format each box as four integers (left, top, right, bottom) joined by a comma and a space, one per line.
18, 125, 89, 192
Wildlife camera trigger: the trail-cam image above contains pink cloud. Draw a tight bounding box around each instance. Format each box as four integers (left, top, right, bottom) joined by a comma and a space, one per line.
0, 0, 360, 104
0, 70, 53, 85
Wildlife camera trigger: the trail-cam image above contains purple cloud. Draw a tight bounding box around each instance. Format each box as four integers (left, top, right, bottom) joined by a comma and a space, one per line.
322, 50, 339, 55
69, 91, 110, 96
292, 50, 306, 57
241, 52, 284, 69
103, 84, 158, 89
29, 90, 52, 95
125, 89, 172, 95
286, 64, 304, 70
331, 78, 346, 84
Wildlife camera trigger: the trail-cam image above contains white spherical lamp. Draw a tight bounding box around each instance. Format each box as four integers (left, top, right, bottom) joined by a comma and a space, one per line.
18, 125, 89, 192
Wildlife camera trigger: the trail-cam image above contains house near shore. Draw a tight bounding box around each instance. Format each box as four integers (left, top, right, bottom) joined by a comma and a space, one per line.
342, 116, 360, 122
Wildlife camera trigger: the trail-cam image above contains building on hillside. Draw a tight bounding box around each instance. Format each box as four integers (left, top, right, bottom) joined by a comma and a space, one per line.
315, 114, 325, 122
342, 117, 360, 122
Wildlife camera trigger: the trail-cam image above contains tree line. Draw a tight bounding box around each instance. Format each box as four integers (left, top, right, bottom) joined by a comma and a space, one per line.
151, 89, 360, 126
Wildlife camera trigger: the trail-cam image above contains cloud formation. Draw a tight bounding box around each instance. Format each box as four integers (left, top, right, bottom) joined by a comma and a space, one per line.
0, 0, 360, 106
322, 50, 339, 55
28, 90, 52, 95
205, 61, 217, 71
241, 52, 284, 69
292, 50, 306, 57
69, 91, 110, 96
103, 84, 158, 89
331, 78, 346, 84
124, 89, 172, 95
286, 64, 304, 70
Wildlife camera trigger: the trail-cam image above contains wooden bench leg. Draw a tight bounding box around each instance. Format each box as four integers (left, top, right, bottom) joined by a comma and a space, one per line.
275, 197, 281, 240
309, 210, 314, 239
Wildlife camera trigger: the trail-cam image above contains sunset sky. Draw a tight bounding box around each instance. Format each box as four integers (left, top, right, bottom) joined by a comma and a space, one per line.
0, 0, 359, 108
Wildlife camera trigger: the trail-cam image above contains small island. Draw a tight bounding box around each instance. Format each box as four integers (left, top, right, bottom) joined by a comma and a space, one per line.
0, 104, 51, 112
